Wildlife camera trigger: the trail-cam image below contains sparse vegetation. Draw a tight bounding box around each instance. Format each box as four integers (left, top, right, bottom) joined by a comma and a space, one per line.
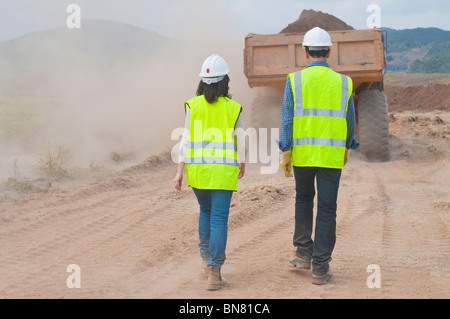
38, 143, 70, 180
4, 179, 33, 192
0, 159, 34, 193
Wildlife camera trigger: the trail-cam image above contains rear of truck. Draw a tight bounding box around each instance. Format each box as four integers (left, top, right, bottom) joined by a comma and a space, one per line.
243, 28, 390, 162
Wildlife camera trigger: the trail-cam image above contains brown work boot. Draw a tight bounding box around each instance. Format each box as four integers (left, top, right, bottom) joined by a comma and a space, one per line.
206, 266, 228, 291
287, 255, 312, 269
201, 259, 209, 277
312, 270, 334, 285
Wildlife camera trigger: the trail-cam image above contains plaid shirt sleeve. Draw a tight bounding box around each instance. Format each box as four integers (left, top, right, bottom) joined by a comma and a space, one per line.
346, 95, 360, 150
278, 78, 294, 152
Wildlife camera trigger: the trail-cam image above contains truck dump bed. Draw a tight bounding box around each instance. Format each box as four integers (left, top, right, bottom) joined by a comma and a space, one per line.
244, 29, 385, 91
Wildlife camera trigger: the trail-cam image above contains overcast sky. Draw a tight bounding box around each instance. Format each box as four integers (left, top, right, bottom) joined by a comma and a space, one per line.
0, 0, 449, 42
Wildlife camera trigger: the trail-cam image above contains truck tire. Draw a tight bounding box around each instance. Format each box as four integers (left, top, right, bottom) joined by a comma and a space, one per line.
357, 89, 390, 162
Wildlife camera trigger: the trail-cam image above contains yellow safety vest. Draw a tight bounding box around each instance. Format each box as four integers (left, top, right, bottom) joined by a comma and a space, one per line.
289, 66, 353, 169
185, 95, 242, 191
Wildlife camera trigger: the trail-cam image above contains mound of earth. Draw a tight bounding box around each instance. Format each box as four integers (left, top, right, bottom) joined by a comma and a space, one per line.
385, 83, 450, 112
124, 152, 172, 172
280, 9, 354, 33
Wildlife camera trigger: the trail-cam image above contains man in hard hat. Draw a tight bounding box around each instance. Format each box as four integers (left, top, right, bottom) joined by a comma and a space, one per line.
173, 54, 246, 290
279, 27, 359, 285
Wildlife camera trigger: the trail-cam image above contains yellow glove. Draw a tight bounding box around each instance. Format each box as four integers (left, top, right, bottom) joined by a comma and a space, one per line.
280, 152, 293, 178
344, 149, 349, 166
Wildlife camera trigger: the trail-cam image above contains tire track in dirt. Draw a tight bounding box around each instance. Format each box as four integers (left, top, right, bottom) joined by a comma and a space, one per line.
0, 170, 199, 298
313, 161, 386, 298
0, 178, 165, 259
371, 160, 450, 298
1, 144, 449, 298
120, 171, 298, 298
0, 174, 165, 239
328, 157, 450, 299
150, 182, 296, 298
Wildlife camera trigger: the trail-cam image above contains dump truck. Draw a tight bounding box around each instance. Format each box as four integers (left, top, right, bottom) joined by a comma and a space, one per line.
243, 28, 390, 162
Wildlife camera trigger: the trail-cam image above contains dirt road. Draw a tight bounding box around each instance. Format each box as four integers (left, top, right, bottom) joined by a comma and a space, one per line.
0, 107, 449, 299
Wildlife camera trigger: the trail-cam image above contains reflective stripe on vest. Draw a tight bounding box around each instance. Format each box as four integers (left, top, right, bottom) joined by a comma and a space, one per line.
293, 71, 349, 120
185, 141, 238, 166
184, 95, 241, 190
293, 137, 346, 148
289, 66, 352, 169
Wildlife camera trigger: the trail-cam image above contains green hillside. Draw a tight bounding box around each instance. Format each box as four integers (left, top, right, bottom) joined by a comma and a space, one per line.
382, 27, 450, 73
408, 41, 450, 73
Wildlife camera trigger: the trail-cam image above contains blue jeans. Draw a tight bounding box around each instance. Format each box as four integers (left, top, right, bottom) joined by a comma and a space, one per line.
293, 166, 342, 276
192, 188, 233, 267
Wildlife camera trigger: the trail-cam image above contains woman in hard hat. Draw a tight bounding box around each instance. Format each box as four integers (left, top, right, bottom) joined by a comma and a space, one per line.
173, 54, 246, 290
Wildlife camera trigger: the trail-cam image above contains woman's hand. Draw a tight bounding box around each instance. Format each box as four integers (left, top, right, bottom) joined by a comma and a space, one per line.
173, 162, 185, 190
173, 172, 183, 190
238, 163, 245, 179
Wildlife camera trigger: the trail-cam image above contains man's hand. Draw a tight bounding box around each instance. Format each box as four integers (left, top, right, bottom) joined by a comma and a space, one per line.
344, 149, 349, 166
280, 151, 293, 178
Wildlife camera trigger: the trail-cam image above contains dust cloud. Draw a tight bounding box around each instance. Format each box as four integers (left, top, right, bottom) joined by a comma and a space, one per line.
0, 2, 256, 180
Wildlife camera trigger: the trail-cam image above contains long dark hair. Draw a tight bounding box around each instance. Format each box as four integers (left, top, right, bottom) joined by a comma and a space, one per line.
196, 75, 232, 104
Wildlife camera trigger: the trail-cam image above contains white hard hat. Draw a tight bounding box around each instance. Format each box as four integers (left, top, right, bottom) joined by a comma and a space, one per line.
199, 54, 230, 84
302, 27, 333, 50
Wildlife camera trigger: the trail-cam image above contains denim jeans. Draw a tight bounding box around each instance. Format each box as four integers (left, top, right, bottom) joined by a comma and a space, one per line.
293, 166, 342, 276
192, 188, 233, 267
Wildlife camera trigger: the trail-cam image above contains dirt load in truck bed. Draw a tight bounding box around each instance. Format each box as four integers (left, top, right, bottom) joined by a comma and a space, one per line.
279, 9, 354, 33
